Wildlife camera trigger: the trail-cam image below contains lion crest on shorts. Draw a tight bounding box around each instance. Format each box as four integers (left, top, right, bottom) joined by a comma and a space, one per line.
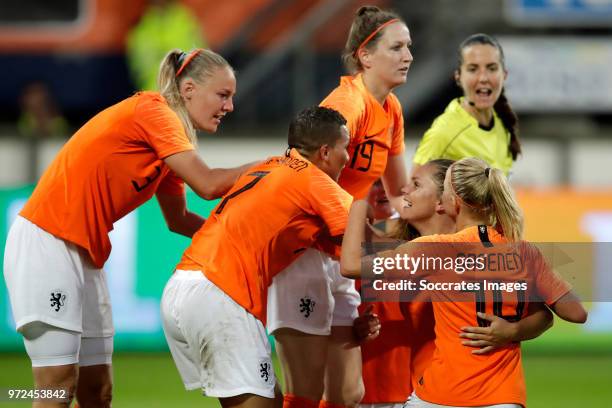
50, 290, 66, 312
299, 297, 316, 318
259, 360, 274, 385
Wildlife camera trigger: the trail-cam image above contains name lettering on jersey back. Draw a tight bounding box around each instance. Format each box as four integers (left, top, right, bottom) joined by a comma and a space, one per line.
266, 156, 309, 172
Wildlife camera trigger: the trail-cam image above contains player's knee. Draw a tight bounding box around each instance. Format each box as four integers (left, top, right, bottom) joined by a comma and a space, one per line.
345, 378, 364, 407
329, 378, 364, 408
32, 364, 78, 403
95, 381, 113, 407
76, 380, 112, 408
76, 364, 113, 408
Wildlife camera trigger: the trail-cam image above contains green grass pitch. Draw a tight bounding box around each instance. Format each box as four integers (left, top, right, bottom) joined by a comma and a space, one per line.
0, 350, 610, 407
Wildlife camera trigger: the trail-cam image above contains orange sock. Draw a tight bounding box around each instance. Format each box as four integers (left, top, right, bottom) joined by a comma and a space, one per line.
319, 400, 348, 408
283, 394, 319, 408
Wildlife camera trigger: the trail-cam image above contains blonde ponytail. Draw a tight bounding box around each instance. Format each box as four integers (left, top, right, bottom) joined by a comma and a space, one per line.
487, 167, 523, 241
450, 158, 523, 241
157, 48, 233, 145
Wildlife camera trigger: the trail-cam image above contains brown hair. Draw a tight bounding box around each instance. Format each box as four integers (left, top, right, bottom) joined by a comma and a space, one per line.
449, 157, 523, 241
392, 159, 454, 240
342, 6, 404, 74
457, 33, 522, 160
157, 48, 232, 144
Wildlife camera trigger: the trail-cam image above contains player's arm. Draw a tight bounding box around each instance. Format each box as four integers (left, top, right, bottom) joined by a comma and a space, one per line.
381, 154, 409, 215
164, 150, 257, 200
156, 192, 205, 237
549, 291, 588, 323
460, 302, 554, 355
529, 243, 588, 324
341, 200, 370, 279
509, 302, 554, 341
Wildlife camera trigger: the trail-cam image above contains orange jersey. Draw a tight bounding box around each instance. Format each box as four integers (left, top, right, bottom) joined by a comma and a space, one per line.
359, 282, 435, 402
177, 149, 353, 324
402, 301, 436, 393
320, 74, 405, 199
358, 299, 414, 403
20, 92, 193, 268
385, 226, 572, 407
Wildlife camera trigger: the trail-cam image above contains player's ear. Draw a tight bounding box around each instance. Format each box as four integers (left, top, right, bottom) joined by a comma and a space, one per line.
454, 196, 462, 215
180, 78, 196, 101
454, 70, 461, 87
319, 144, 331, 161
359, 47, 372, 70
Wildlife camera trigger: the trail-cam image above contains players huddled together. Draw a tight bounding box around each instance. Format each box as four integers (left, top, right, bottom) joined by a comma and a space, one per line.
3, 5, 587, 408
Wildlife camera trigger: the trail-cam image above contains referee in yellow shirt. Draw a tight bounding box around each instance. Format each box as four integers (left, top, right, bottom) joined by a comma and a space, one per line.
413, 34, 521, 175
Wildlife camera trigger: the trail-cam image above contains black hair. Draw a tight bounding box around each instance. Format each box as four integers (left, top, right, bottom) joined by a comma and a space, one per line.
287, 106, 347, 156
458, 33, 522, 160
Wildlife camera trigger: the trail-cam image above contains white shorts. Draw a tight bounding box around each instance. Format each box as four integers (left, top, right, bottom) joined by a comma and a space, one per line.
404, 392, 521, 408
22, 322, 113, 367
3, 216, 113, 338
161, 270, 275, 398
267, 248, 360, 336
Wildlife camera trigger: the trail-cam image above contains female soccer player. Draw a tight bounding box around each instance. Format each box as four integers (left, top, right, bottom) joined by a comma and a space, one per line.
358, 162, 453, 408
267, 6, 412, 408
3, 48, 252, 407
357, 161, 553, 408
342, 157, 587, 408
161, 106, 352, 408
413, 34, 520, 175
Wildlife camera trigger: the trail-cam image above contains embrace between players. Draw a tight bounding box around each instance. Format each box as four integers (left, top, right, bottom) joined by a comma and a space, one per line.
3, 5, 586, 408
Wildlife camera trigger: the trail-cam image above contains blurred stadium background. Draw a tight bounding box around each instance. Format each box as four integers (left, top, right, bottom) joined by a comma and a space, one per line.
0, 0, 611, 407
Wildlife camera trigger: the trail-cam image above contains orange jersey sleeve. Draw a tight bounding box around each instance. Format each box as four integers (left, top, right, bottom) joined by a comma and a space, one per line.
321, 74, 405, 199
20, 92, 193, 267
134, 93, 195, 159
525, 242, 572, 305
306, 169, 352, 236
177, 149, 352, 324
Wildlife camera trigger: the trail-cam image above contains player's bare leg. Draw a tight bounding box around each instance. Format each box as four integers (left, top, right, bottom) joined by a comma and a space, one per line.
274, 329, 329, 401
220, 394, 275, 408
31, 364, 77, 408
273, 382, 283, 408
322, 326, 364, 407
75, 364, 112, 407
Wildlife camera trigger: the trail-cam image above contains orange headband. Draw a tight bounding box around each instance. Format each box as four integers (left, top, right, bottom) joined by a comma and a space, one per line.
354, 18, 399, 57
175, 49, 202, 77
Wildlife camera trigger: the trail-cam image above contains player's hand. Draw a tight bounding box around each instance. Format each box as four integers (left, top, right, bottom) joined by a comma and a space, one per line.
459, 312, 519, 355
353, 304, 381, 343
